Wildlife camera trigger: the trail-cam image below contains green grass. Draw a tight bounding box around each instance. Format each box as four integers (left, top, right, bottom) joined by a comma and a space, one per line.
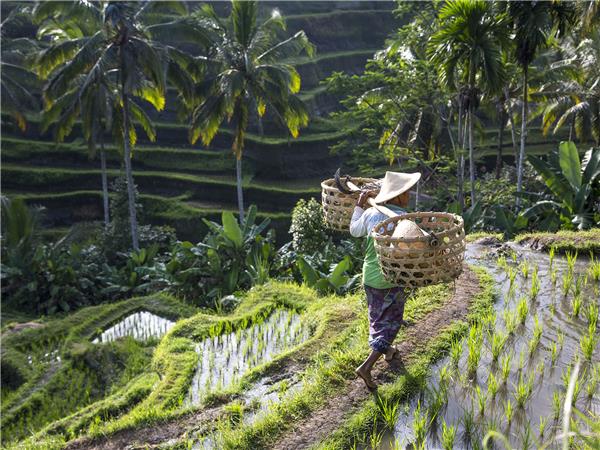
515, 229, 600, 253
2, 164, 319, 195
1, 294, 197, 446
465, 232, 504, 243
202, 273, 489, 449
312, 266, 496, 450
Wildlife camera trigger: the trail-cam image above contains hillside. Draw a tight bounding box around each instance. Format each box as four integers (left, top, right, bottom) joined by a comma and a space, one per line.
0, 1, 399, 242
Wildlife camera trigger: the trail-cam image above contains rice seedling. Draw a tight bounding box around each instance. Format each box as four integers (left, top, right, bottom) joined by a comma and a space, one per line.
557, 330, 565, 349
580, 329, 597, 361
562, 271, 573, 297
516, 297, 529, 324
497, 255, 507, 270
500, 352, 513, 384
588, 253, 600, 281
504, 398, 513, 425
551, 268, 558, 285
511, 251, 517, 263
467, 325, 482, 376
573, 275, 585, 298
412, 400, 428, 449
427, 385, 446, 423
487, 372, 499, 399
520, 259, 530, 278
462, 407, 477, 443
475, 385, 487, 416
549, 301, 556, 316
506, 266, 517, 293
585, 302, 598, 330
550, 342, 559, 365
502, 308, 517, 335
549, 246, 556, 267
439, 364, 450, 393
368, 424, 384, 449
538, 415, 549, 439
490, 330, 508, 363
586, 364, 599, 398
513, 373, 533, 408
520, 422, 533, 449
565, 251, 578, 274
441, 420, 456, 450
537, 360, 546, 378
517, 348, 526, 372
552, 390, 562, 420
530, 266, 540, 298
377, 396, 401, 431
450, 337, 463, 367
571, 295, 583, 317
528, 314, 543, 355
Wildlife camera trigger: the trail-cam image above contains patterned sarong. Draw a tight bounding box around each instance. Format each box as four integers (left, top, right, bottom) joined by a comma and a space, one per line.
364, 285, 408, 353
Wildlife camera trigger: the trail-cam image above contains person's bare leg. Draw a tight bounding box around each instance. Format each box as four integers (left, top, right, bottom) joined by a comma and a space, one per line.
356, 349, 382, 389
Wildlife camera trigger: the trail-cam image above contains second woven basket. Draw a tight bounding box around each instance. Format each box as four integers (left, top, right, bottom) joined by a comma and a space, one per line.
372, 212, 466, 288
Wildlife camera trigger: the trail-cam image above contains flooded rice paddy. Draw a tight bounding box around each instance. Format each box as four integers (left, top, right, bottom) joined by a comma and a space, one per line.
186, 309, 311, 405
91, 310, 175, 343
375, 243, 599, 449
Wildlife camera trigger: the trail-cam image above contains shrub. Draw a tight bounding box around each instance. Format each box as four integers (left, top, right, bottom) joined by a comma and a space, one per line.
289, 198, 330, 254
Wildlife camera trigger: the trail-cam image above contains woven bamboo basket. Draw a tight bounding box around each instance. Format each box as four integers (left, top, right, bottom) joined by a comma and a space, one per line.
372, 212, 465, 288
321, 177, 379, 231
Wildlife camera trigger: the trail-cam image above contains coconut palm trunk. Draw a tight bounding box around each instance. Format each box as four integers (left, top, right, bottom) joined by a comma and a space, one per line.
99, 134, 110, 226
516, 66, 528, 207
236, 156, 245, 223
457, 102, 465, 211
495, 108, 506, 179
468, 104, 476, 204
121, 86, 140, 251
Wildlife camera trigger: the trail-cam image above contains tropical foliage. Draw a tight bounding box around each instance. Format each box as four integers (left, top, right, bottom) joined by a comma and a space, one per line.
187, 0, 313, 221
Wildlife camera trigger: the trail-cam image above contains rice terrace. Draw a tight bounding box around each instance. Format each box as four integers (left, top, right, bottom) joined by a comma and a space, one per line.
1, 1, 599, 449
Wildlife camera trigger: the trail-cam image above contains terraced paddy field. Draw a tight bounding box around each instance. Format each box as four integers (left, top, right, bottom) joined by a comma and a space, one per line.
2, 233, 598, 449
0, 1, 401, 243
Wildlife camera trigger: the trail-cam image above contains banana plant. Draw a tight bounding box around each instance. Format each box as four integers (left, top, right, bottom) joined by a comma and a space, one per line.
494, 206, 529, 239
527, 142, 600, 230
296, 255, 359, 295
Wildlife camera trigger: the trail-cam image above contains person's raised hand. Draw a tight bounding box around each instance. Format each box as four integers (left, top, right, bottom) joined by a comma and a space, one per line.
357, 190, 377, 208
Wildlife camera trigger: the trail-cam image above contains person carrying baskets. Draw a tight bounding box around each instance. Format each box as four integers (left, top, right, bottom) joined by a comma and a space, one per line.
350, 171, 422, 390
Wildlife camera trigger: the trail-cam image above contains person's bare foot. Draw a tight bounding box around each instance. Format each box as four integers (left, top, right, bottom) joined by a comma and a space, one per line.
384, 345, 399, 362
355, 367, 378, 390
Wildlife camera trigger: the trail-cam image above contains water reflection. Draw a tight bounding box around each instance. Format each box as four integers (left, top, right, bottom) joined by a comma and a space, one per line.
186, 309, 310, 405
92, 311, 175, 343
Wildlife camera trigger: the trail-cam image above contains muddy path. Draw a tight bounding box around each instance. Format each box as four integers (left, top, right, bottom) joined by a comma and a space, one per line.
65, 305, 357, 450
271, 266, 481, 450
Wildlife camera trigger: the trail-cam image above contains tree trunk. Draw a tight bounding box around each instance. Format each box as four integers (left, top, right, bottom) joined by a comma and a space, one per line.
516, 67, 528, 208
504, 87, 519, 170
468, 105, 476, 205
236, 156, 245, 223
100, 134, 110, 227
495, 112, 505, 179
121, 91, 140, 251
457, 102, 465, 211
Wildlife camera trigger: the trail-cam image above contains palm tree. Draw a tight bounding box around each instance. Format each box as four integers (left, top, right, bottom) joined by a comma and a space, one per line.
188, 0, 313, 222
506, 0, 575, 207
428, 0, 508, 206
535, 29, 600, 147
36, 1, 196, 250
1, 4, 39, 132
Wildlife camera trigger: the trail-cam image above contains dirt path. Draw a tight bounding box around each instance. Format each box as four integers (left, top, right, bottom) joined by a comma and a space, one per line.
271, 266, 481, 450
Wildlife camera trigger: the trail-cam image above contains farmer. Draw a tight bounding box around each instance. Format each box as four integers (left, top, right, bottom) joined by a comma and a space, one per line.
350, 171, 421, 389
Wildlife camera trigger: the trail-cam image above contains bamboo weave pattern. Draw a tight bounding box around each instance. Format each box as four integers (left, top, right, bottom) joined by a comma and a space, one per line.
372, 212, 465, 288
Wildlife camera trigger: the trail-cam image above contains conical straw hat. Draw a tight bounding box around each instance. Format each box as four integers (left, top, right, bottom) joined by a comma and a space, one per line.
373, 171, 421, 204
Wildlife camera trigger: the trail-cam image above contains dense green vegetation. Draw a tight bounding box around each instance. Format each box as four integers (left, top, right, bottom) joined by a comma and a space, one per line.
1, 0, 599, 449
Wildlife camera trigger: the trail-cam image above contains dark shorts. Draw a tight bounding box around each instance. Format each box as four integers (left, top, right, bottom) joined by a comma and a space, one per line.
364, 285, 408, 353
